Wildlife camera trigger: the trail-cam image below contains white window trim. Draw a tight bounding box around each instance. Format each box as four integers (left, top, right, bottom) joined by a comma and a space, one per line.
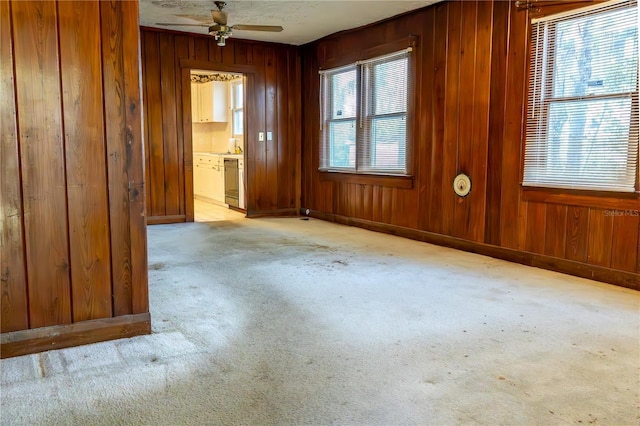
319, 48, 412, 176
231, 79, 243, 138
523, 0, 639, 193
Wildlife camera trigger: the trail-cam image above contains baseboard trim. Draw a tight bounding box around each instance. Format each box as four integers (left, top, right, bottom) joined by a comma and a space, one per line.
246, 208, 298, 218
1, 313, 151, 359
303, 209, 639, 290
147, 215, 186, 225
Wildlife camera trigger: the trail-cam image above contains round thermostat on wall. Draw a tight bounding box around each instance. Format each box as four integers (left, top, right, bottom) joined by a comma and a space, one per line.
453, 173, 471, 197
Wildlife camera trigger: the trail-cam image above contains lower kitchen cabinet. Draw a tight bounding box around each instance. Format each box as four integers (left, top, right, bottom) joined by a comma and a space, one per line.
193, 154, 225, 205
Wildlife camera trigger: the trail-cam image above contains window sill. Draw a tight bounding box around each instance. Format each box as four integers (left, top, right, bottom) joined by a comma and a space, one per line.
521, 186, 639, 210
319, 171, 414, 189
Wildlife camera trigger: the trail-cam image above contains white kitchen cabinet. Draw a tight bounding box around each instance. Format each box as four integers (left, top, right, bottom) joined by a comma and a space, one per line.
193, 154, 225, 205
191, 81, 228, 123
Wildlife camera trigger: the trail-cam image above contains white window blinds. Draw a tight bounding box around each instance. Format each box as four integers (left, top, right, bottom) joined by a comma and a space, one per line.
319, 49, 411, 175
524, 0, 639, 192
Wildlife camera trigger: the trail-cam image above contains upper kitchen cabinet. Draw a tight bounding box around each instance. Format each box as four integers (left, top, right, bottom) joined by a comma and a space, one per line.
191, 81, 228, 123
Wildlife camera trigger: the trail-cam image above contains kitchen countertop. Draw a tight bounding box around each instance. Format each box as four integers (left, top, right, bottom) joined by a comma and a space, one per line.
194, 151, 243, 157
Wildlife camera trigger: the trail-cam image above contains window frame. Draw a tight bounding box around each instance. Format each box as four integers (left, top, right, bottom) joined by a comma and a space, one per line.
318, 37, 417, 188
322, 65, 358, 172
521, 0, 640, 205
360, 58, 410, 173
231, 78, 244, 138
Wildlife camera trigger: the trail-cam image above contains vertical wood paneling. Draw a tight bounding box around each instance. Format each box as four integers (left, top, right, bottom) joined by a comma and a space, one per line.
610, 214, 639, 272
300, 45, 315, 210
58, 0, 112, 321
175, 36, 187, 218
277, 49, 290, 209
588, 209, 615, 267
467, 0, 492, 242
289, 49, 302, 211
158, 34, 180, 216
381, 187, 393, 224
392, 189, 418, 228
12, 0, 72, 328
499, 3, 528, 250
235, 42, 249, 65
0, 0, 29, 332
222, 39, 235, 65
354, 184, 363, 220
176, 36, 191, 221
142, 31, 152, 218
300, 0, 638, 284
362, 185, 373, 221
637, 225, 640, 273
565, 206, 590, 263
194, 37, 208, 62
100, 0, 132, 316
441, 1, 462, 237
142, 30, 303, 220
415, 7, 433, 230
371, 186, 382, 222
251, 44, 267, 211
485, 0, 509, 245
138, 34, 301, 217
209, 39, 222, 63
544, 204, 567, 258
452, 1, 478, 240
525, 202, 546, 254
2, 0, 148, 346
122, 1, 149, 315
143, 31, 165, 217
427, 3, 448, 234
265, 47, 278, 210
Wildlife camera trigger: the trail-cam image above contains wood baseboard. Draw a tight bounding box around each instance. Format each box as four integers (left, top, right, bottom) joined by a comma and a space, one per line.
1, 313, 151, 359
246, 208, 298, 218
303, 209, 639, 291
147, 215, 186, 225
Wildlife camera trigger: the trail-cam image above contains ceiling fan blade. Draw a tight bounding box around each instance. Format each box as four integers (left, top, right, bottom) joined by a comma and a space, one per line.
155, 23, 210, 27
232, 24, 284, 32
211, 10, 228, 25
174, 14, 212, 23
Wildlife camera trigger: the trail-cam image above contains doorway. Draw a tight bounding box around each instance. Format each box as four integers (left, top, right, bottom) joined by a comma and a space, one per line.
189, 69, 247, 222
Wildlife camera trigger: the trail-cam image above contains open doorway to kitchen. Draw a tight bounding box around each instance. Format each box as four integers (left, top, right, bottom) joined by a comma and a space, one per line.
190, 69, 246, 222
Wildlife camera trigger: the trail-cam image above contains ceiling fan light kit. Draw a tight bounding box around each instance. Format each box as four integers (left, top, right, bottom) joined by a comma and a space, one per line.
156, 1, 283, 47
209, 25, 232, 46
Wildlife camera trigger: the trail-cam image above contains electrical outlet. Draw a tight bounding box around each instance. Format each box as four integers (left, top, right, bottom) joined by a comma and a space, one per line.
258, 132, 264, 141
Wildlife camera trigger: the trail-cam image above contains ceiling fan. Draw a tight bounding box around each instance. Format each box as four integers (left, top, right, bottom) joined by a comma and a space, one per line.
156, 1, 284, 47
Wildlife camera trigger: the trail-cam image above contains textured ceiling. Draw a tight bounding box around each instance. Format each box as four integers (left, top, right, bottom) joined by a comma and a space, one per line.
139, 0, 440, 46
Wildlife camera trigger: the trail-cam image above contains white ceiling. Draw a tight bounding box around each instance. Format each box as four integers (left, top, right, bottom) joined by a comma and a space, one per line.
139, 0, 440, 46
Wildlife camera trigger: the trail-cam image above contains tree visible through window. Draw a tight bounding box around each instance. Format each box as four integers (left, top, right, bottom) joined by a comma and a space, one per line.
320, 49, 411, 175
524, 0, 639, 192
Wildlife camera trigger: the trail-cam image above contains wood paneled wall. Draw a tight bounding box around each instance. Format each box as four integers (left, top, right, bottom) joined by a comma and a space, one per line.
301, 0, 639, 288
140, 28, 301, 222
1, 0, 149, 357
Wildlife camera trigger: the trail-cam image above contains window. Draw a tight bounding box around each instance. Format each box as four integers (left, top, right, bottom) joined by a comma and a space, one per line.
320, 49, 411, 175
524, 0, 639, 193
231, 79, 243, 137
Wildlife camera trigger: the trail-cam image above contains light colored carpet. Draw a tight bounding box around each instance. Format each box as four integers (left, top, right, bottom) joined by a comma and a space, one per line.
1, 216, 639, 425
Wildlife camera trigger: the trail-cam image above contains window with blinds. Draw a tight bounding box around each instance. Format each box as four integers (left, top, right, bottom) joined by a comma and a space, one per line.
319, 49, 411, 175
523, 0, 639, 193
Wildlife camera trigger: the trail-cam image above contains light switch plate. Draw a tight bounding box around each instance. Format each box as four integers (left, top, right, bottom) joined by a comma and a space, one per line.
258, 132, 264, 141
267, 131, 273, 141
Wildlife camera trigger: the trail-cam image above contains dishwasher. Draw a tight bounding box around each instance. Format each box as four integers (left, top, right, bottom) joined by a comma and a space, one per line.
223, 158, 239, 208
